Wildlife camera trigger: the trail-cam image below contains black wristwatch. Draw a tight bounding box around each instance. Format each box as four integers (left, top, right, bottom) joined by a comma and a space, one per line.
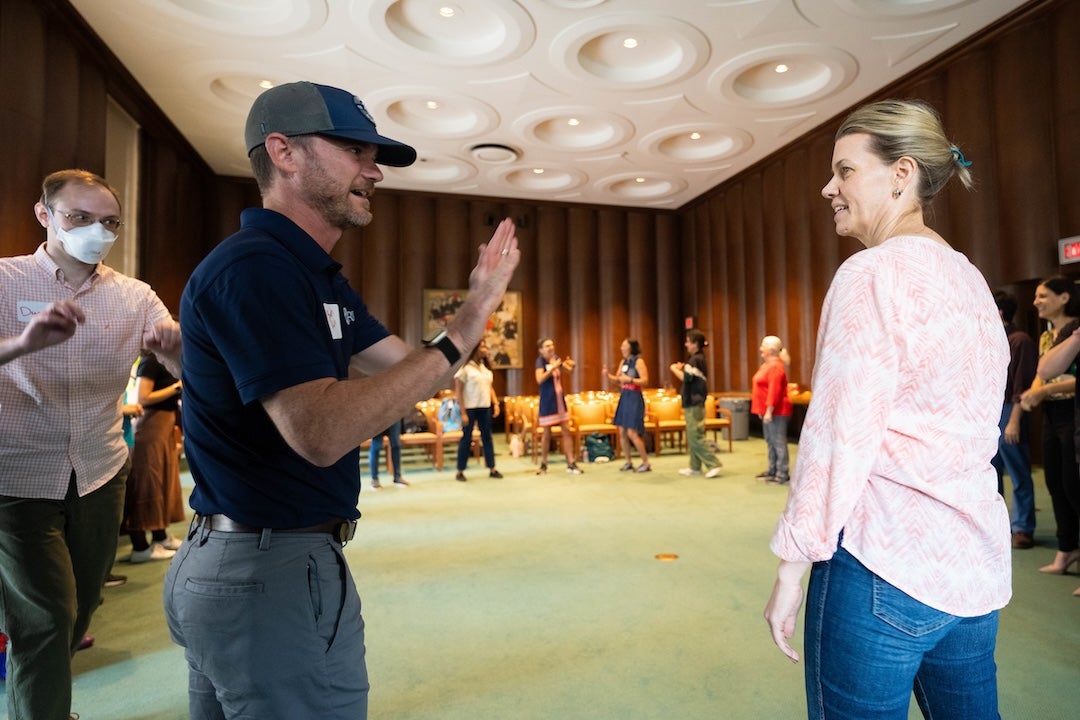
423, 329, 461, 365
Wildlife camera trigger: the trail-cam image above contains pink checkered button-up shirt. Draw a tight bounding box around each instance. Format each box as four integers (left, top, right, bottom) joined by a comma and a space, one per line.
0, 244, 172, 499
771, 235, 1012, 616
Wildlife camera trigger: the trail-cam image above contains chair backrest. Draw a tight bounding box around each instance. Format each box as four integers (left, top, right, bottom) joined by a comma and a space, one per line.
571, 400, 608, 426
649, 397, 684, 422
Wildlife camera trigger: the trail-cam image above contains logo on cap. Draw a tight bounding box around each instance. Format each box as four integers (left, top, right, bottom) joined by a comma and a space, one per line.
353, 97, 375, 125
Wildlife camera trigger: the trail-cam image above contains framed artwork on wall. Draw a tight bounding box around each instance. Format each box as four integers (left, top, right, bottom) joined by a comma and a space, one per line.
422, 289, 522, 369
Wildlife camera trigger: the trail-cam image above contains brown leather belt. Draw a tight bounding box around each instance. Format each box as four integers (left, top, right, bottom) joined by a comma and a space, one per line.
196, 513, 357, 544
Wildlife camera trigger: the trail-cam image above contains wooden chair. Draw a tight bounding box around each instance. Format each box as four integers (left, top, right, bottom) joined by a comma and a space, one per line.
647, 396, 686, 453
528, 400, 564, 465
361, 402, 441, 471
704, 394, 734, 453
418, 401, 479, 471
570, 398, 619, 460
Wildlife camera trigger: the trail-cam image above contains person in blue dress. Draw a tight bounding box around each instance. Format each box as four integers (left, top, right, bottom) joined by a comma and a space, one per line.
604, 338, 651, 472
535, 337, 582, 475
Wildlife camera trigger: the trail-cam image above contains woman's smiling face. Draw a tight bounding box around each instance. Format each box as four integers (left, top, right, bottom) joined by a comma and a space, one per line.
821, 133, 897, 247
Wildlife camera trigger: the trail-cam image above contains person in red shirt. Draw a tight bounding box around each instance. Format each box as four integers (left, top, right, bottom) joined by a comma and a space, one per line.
751, 336, 792, 484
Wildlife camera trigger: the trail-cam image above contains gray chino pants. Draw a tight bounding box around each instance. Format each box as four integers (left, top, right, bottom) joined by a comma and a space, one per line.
163, 522, 368, 719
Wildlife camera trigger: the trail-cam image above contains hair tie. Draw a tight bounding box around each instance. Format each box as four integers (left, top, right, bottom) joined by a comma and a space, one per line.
951, 147, 972, 168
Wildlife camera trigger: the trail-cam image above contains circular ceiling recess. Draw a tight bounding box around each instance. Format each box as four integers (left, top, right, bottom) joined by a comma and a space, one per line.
708, 43, 857, 109
165, 0, 327, 36
834, 0, 977, 18
363, 0, 535, 65
362, 88, 499, 139
388, 155, 477, 184
514, 107, 634, 152
638, 123, 752, 163
208, 73, 272, 107
494, 164, 587, 193
595, 172, 688, 201
551, 13, 709, 89
542, 0, 605, 9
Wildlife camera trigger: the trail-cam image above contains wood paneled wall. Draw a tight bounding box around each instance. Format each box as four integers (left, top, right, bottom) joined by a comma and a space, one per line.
326, 193, 683, 399
0, 0, 220, 311
681, 0, 1080, 391
4, 0, 1076, 403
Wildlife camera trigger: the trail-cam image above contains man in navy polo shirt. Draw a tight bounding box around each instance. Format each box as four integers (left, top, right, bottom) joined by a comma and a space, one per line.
163, 81, 520, 719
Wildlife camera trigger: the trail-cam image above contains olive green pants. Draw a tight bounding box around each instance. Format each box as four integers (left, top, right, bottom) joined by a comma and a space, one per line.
0, 464, 127, 720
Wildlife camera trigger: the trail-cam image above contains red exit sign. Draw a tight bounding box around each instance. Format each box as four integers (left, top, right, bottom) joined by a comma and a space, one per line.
1060, 236, 1080, 264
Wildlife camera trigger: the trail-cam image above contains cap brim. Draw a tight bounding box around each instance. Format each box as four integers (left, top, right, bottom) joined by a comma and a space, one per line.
322, 130, 417, 168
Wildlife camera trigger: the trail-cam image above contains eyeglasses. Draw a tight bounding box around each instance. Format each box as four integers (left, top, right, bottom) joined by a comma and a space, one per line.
51, 208, 124, 232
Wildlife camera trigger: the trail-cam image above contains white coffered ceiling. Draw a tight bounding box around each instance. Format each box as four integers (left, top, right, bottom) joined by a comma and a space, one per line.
68, 0, 1029, 208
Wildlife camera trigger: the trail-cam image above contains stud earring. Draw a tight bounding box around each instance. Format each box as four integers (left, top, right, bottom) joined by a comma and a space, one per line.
892, 188, 902, 198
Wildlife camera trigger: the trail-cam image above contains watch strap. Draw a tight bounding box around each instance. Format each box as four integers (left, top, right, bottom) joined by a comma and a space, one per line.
426, 334, 461, 365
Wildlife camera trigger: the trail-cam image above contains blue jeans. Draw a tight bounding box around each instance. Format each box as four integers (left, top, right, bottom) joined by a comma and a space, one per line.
458, 406, 495, 471
990, 402, 1034, 533
762, 414, 790, 480
805, 546, 1000, 720
369, 421, 402, 481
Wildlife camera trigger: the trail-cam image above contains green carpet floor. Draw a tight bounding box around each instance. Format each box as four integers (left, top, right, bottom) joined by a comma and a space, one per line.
3, 437, 1077, 719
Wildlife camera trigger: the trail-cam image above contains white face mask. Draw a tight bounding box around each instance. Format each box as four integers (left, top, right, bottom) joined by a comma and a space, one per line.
50, 211, 116, 264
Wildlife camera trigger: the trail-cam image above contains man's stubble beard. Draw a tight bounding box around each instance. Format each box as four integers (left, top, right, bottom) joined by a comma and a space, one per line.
299, 154, 374, 231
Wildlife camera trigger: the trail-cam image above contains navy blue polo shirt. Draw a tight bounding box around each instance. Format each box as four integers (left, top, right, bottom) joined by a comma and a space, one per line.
180, 208, 389, 527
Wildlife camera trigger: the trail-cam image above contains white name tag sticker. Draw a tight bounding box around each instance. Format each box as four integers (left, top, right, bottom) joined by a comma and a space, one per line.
16, 301, 51, 323
324, 303, 343, 339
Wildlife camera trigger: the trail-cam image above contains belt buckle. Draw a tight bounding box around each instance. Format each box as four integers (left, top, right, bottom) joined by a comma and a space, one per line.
335, 520, 358, 544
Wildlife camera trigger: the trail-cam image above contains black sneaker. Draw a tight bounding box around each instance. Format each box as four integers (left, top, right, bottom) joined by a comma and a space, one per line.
489, 469, 503, 478
455, 471, 467, 482
567, 463, 583, 475
104, 573, 127, 588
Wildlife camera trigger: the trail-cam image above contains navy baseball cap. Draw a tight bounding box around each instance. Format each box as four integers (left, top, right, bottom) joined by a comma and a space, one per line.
244, 81, 417, 167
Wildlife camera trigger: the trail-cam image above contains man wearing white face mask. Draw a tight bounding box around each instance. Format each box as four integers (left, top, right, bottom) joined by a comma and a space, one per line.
0, 169, 181, 720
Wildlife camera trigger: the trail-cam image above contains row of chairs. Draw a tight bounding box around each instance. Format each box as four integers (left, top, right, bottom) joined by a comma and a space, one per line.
360, 393, 481, 473
504, 391, 733, 465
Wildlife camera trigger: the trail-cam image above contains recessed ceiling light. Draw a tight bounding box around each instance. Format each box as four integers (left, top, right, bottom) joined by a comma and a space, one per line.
567, 118, 580, 126
623, 37, 638, 49
438, 6, 456, 18
533, 168, 545, 174
775, 64, 789, 73
635, 177, 645, 183
258, 80, 274, 89
689, 132, 701, 140
425, 100, 440, 110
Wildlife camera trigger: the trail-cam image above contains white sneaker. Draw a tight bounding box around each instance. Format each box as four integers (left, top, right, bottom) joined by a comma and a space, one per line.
129, 543, 176, 564
678, 468, 701, 477
705, 467, 722, 479
158, 533, 183, 551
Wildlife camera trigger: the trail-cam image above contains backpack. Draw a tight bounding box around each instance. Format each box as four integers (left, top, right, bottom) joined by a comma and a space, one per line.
585, 432, 614, 462
403, 407, 429, 434
438, 397, 462, 432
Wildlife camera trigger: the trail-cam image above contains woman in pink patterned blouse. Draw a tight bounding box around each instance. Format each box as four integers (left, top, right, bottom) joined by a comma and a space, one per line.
764, 100, 1011, 720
